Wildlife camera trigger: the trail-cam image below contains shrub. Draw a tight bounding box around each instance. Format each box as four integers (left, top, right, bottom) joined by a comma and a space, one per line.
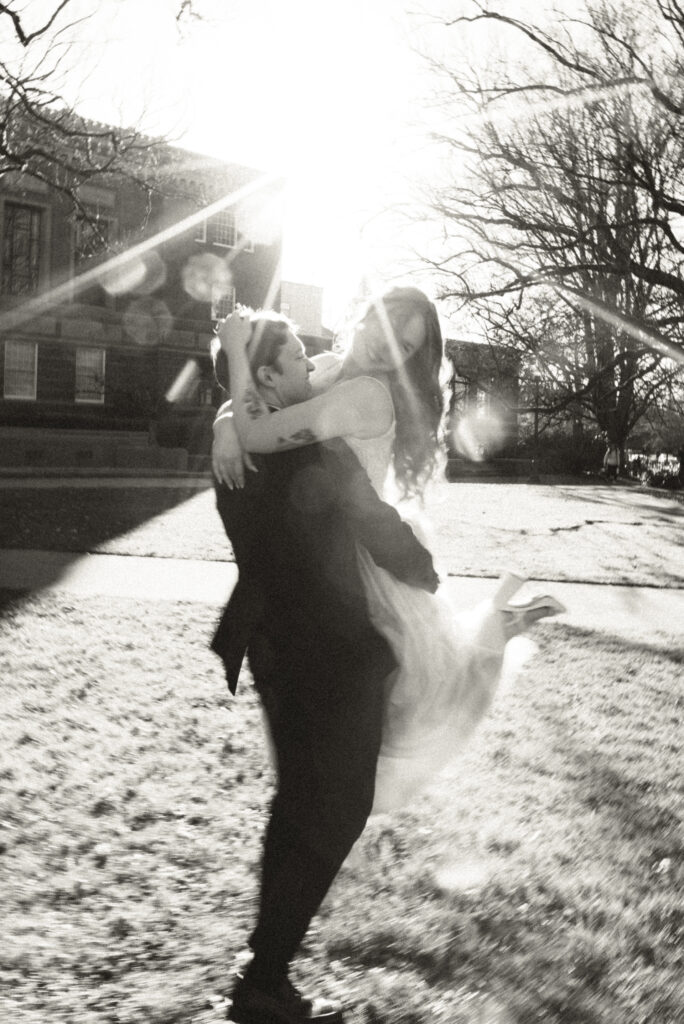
516, 431, 605, 475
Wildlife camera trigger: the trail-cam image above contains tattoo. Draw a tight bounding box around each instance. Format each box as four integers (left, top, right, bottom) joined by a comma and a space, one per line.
276, 429, 319, 447
243, 387, 266, 420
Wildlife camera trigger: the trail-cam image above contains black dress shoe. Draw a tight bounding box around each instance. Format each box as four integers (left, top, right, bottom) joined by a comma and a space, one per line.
227, 975, 345, 1023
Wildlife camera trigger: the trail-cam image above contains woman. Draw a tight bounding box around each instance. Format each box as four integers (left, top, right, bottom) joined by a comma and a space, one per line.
215, 287, 564, 812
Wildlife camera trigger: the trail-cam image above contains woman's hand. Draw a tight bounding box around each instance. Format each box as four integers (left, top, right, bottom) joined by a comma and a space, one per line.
217, 308, 253, 354
212, 411, 258, 489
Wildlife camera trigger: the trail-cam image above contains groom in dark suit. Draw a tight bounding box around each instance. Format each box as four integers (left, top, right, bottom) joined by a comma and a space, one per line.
211, 312, 438, 1024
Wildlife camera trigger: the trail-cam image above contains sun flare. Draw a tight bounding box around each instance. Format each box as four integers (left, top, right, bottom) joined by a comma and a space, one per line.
75, 0, 423, 325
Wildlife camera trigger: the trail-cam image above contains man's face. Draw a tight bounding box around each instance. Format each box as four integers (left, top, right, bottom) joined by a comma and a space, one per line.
269, 332, 315, 407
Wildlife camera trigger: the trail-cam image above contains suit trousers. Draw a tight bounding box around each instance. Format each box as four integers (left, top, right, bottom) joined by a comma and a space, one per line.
244, 631, 385, 984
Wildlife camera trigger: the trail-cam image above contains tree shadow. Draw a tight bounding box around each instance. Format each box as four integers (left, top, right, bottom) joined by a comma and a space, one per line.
555, 484, 684, 523
469, 622, 683, 1022
551, 486, 684, 584
541, 623, 682, 843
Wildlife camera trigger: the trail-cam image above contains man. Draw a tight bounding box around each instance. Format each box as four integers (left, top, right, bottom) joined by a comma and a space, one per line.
211, 311, 438, 1024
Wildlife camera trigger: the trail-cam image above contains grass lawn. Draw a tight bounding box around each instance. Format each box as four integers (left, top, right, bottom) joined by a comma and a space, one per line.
1, 589, 681, 1024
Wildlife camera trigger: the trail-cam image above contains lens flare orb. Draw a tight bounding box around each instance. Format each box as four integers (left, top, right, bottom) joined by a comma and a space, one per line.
182, 253, 232, 303
123, 298, 173, 346
132, 251, 167, 295
451, 411, 508, 462
100, 256, 147, 296
101, 251, 167, 296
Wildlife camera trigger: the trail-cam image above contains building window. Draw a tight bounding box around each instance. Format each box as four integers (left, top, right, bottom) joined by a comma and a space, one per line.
196, 209, 238, 248
476, 387, 490, 415
210, 209, 237, 248
75, 347, 105, 404
74, 207, 116, 265
3, 340, 37, 399
448, 374, 468, 410
211, 285, 236, 320
195, 208, 255, 251
2, 202, 43, 295
197, 378, 216, 406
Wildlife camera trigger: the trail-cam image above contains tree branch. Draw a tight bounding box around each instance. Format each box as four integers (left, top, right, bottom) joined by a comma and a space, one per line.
0, 1, 74, 47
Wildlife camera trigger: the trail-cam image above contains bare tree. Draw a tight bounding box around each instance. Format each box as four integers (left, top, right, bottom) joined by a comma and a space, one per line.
0, 1, 201, 225
416, 0, 684, 451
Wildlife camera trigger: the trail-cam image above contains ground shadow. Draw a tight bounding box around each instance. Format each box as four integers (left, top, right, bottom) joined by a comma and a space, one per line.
534, 621, 682, 849
464, 622, 682, 1023
0, 480, 213, 613
0, 586, 31, 617
552, 485, 684, 585
555, 483, 684, 523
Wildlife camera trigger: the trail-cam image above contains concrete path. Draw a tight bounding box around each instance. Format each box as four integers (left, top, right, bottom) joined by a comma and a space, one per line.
2, 547, 682, 642
0, 548, 236, 604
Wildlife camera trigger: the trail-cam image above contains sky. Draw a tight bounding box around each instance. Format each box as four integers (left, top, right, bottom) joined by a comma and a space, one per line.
41, 0, 439, 326
4, 0, 587, 326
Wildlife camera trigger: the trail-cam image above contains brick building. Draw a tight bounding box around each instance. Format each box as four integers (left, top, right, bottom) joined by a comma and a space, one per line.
0, 146, 284, 469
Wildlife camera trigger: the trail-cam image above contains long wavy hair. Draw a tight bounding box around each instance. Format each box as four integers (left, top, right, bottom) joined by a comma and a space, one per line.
344, 286, 445, 500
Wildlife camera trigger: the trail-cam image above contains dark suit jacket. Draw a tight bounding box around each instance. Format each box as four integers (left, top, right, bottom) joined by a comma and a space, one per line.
211, 437, 438, 695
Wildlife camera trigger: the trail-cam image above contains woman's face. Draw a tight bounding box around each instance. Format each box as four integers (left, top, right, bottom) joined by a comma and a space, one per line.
350, 301, 426, 371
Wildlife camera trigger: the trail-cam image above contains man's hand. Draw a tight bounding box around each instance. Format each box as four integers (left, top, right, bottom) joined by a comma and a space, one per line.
217, 308, 253, 353
212, 412, 258, 489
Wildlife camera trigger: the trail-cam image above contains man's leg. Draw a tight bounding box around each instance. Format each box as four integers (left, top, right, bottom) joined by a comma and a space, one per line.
231, 638, 384, 1019
247, 672, 383, 985
246, 803, 348, 990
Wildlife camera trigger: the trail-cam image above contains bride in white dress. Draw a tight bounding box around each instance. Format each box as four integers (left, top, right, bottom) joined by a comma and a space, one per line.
215, 288, 564, 813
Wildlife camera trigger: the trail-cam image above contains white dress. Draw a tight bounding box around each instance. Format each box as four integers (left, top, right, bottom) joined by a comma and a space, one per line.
346, 420, 530, 815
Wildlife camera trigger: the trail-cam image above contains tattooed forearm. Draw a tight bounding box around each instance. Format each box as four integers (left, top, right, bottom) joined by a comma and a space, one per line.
276, 429, 319, 446
243, 387, 267, 420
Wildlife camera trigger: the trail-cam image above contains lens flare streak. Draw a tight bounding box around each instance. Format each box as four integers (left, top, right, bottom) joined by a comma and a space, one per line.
165, 359, 200, 404
475, 236, 684, 367
460, 78, 650, 136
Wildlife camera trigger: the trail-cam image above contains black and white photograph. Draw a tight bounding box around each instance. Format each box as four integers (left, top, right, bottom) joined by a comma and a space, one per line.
0, 2, 682, 1022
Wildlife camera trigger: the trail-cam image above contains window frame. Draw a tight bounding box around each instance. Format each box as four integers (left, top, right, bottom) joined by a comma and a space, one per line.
209, 209, 237, 249
74, 346, 106, 405
73, 205, 118, 267
1, 200, 45, 296
195, 209, 254, 252
3, 339, 38, 400
475, 388, 489, 413
211, 285, 236, 321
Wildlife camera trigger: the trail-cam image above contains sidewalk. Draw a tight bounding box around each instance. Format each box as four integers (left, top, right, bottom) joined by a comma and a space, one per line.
2, 547, 682, 642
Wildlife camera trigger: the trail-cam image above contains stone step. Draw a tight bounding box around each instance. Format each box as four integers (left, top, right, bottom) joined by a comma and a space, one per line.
0, 426, 190, 471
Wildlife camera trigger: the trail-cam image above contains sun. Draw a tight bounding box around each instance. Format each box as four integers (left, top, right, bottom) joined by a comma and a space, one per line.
68, 0, 424, 326
168, 2, 422, 324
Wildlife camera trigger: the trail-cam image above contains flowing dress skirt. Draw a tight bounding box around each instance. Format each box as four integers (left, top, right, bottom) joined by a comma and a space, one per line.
356, 549, 531, 814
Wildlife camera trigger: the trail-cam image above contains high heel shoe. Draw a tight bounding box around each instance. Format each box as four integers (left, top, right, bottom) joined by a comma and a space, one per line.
493, 572, 528, 608
501, 593, 566, 639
